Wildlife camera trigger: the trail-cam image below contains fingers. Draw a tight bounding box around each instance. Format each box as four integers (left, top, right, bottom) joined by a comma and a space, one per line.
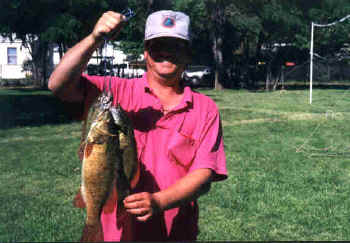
125, 207, 151, 222
124, 192, 152, 212
124, 192, 150, 203
123, 192, 158, 222
136, 213, 152, 222
92, 11, 126, 41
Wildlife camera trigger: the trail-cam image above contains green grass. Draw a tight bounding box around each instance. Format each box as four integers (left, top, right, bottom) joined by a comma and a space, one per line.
0, 88, 83, 241
198, 88, 350, 241
1, 86, 350, 241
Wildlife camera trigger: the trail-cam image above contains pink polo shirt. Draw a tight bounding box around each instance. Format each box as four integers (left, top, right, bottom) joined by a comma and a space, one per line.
80, 73, 227, 241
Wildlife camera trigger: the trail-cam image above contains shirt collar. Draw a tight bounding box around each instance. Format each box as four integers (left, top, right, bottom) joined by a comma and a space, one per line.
141, 72, 193, 111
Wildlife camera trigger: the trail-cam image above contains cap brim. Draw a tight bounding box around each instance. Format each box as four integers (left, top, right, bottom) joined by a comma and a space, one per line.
145, 32, 190, 41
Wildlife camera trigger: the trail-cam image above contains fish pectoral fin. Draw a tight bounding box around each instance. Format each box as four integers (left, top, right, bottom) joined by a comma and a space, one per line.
102, 181, 118, 214
130, 159, 141, 189
121, 145, 140, 189
115, 167, 131, 217
73, 188, 86, 208
116, 166, 131, 199
78, 142, 86, 162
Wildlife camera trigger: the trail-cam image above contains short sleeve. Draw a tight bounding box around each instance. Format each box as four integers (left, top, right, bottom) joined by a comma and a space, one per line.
189, 110, 227, 182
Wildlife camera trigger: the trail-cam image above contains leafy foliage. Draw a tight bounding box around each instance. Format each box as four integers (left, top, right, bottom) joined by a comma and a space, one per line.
0, 0, 350, 88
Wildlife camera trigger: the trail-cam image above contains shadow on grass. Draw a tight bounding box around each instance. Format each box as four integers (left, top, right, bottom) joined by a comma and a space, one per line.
250, 83, 350, 93
0, 88, 82, 129
285, 84, 350, 90
205, 95, 222, 103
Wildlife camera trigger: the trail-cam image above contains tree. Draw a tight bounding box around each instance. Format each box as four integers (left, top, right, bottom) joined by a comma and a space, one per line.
117, 0, 174, 59
0, 0, 61, 86
2, 0, 349, 89
258, 0, 350, 90
174, 0, 238, 90
0, 0, 127, 87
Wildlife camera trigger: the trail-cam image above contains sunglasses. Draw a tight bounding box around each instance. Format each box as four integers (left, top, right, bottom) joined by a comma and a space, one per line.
146, 38, 189, 53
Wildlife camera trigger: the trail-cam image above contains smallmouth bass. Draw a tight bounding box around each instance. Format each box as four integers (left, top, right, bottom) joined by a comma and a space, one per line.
74, 87, 140, 242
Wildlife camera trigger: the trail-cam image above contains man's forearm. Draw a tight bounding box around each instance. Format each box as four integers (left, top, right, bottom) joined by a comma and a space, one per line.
153, 168, 213, 211
48, 11, 126, 102
123, 168, 213, 222
48, 34, 102, 102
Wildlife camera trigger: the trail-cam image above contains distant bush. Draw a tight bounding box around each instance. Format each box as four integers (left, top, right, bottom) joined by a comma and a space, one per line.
0, 78, 34, 87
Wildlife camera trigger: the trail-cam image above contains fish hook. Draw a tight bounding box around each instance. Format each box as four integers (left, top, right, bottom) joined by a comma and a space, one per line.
100, 8, 136, 109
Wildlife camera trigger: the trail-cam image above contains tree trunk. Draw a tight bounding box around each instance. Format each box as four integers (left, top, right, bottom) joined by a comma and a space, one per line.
45, 43, 54, 87
272, 75, 279, 91
270, 65, 283, 91
280, 65, 285, 89
211, 0, 225, 90
29, 39, 43, 87
213, 36, 224, 90
58, 43, 64, 59
27, 36, 52, 88
265, 64, 271, 91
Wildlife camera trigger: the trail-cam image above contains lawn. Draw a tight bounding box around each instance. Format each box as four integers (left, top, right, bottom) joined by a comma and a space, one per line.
1, 86, 350, 241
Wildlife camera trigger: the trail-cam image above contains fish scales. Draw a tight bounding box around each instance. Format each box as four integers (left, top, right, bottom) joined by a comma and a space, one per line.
77, 93, 139, 242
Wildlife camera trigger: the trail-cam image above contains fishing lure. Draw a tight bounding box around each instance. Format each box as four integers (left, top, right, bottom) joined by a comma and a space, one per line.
101, 8, 136, 95
122, 8, 136, 21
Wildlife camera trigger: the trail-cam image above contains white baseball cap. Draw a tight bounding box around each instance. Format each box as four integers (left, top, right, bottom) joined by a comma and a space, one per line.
144, 10, 190, 41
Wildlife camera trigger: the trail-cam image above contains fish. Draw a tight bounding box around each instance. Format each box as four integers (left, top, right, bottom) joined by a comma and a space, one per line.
74, 85, 140, 242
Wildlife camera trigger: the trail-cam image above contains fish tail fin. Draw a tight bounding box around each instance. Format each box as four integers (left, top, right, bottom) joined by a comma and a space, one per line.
116, 202, 128, 229
80, 222, 104, 242
103, 184, 117, 214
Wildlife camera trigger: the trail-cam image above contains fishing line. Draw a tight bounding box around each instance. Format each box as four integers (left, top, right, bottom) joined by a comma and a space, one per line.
295, 83, 350, 158
101, 8, 135, 105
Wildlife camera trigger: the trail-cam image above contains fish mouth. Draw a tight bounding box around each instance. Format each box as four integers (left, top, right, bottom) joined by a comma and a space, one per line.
98, 77, 129, 135
98, 74, 114, 111
110, 107, 128, 134
98, 93, 113, 111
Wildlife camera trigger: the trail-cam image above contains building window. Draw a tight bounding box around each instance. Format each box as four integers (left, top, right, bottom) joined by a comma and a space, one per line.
7, 47, 17, 65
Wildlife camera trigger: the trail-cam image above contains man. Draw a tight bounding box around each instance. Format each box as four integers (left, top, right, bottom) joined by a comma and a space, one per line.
49, 10, 227, 241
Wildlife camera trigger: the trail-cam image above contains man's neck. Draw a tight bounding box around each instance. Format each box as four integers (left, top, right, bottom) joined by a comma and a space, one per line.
147, 70, 183, 96
146, 70, 184, 110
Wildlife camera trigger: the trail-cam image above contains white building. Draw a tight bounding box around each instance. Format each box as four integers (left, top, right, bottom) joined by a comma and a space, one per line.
0, 35, 144, 80
0, 35, 31, 79
53, 42, 130, 66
